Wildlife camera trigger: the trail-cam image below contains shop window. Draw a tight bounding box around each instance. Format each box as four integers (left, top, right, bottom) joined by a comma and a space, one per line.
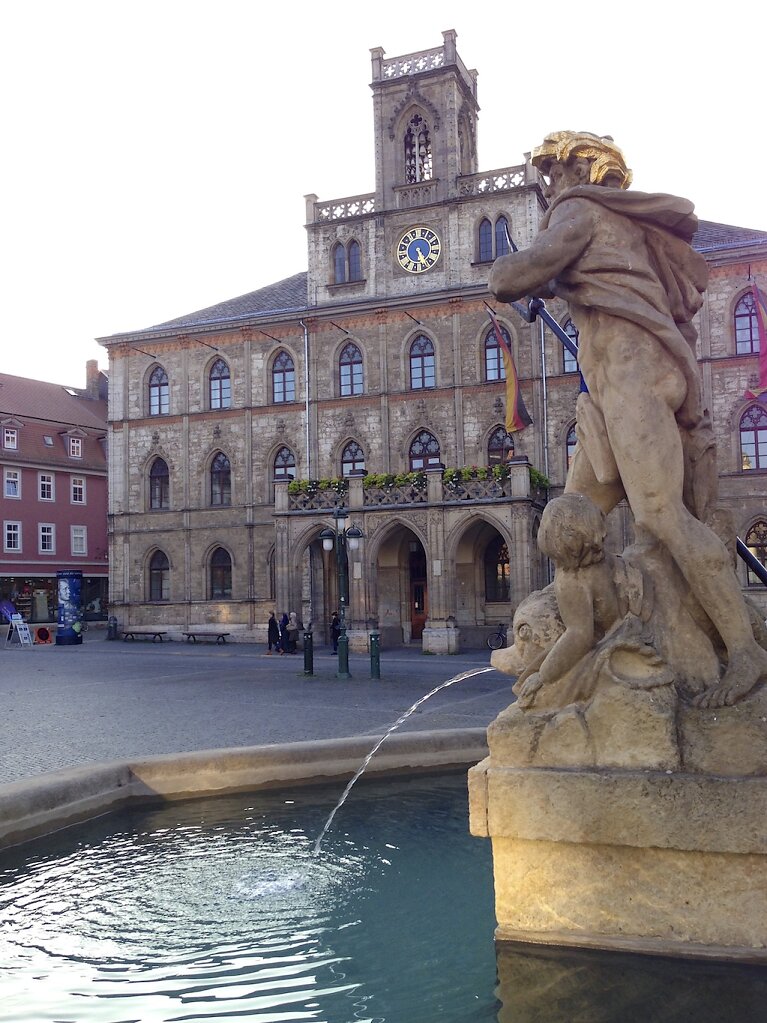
740, 405, 767, 470
149, 549, 170, 601
341, 441, 366, 476
272, 351, 295, 403
149, 459, 169, 509
210, 547, 232, 599
409, 430, 441, 470
210, 452, 231, 506
149, 366, 170, 416
339, 342, 364, 396
485, 535, 510, 602
209, 358, 231, 410
410, 335, 435, 390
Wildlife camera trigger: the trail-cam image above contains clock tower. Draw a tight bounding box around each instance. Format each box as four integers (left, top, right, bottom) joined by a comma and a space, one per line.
369, 28, 479, 211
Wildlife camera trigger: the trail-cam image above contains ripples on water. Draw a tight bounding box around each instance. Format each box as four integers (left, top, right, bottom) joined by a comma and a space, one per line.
0, 773, 499, 1023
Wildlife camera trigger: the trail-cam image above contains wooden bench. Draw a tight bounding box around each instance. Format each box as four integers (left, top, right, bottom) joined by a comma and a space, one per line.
122, 629, 168, 642
182, 631, 230, 645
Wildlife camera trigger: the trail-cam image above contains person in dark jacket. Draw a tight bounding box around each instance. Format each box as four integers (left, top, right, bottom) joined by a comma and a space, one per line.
278, 613, 289, 656
330, 611, 341, 654
267, 611, 280, 654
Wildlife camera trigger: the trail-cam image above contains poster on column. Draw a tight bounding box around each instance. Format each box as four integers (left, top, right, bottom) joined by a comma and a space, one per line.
56, 570, 83, 646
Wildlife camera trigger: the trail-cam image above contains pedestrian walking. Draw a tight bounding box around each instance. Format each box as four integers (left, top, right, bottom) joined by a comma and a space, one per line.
267, 611, 280, 655
330, 611, 341, 654
278, 612, 289, 656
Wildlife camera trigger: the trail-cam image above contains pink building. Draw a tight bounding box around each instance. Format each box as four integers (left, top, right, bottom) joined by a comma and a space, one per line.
0, 362, 108, 623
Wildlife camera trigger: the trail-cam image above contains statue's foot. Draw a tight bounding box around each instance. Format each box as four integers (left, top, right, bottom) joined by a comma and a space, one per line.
693, 646, 767, 708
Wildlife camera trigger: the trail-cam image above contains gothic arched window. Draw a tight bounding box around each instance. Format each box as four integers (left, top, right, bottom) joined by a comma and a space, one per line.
273, 446, 296, 480
484, 325, 508, 382
209, 358, 231, 409
740, 405, 767, 470
488, 426, 513, 465
495, 216, 510, 257
409, 430, 441, 470
210, 547, 232, 599
478, 218, 493, 262
566, 425, 578, 469
348, 240, 362, 282
210, 452, 231, 506
341, 441, 366, 476
410, 335, 435, 390
149, 457, 169, 510
148, 366, 169, 416
272, 351, 295, 403
404, 114, 432, 183
746, 521, 767, 586
339, 342, 364, 396
333, 242, 346, 285
149, 550, 170, 601
484, 535, 510, 602
735, 292, 760, 355
563, 320, 579, 373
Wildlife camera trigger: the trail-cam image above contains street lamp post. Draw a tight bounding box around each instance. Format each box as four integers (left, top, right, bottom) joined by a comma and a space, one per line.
320, 507, 363, 680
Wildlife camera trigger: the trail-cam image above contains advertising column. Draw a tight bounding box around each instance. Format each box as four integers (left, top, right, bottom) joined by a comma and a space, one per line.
55, 570, 83, 646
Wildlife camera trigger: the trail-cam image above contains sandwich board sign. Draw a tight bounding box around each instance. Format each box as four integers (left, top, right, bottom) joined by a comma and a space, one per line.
5, 613, 33, 647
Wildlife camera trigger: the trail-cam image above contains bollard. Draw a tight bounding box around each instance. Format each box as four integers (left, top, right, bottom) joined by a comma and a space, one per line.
303, 629, 314, 676
107, 615, 118, 641
370, 631, 381, 679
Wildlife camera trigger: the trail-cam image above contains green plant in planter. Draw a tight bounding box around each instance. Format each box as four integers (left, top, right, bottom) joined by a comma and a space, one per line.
529, 467, 551, 491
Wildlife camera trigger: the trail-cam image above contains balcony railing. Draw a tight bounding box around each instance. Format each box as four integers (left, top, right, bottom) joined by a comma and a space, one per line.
457, 166, 528, 196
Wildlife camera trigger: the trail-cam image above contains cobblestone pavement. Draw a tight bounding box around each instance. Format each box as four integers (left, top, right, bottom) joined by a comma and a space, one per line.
0, 633, 513, 785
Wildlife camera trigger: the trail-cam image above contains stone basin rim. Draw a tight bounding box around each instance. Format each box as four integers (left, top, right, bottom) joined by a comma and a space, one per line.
0, 728, 489, 851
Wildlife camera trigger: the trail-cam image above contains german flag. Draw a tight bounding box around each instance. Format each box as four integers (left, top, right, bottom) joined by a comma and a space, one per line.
486, 305, 532, 433
745, 282, 767, 401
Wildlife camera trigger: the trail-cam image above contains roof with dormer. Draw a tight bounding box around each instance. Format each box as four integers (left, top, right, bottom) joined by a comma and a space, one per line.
0, 373, 107, 431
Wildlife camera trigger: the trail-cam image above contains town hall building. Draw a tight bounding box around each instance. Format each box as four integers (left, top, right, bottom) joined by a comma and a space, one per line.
99, 30, 767, 649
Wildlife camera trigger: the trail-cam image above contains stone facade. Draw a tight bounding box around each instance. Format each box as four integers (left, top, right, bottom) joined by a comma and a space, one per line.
98, 30, 767, 647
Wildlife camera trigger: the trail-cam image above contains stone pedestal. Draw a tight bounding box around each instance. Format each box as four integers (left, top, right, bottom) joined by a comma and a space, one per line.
421, 618, 460, 654
469, 760, 767, 960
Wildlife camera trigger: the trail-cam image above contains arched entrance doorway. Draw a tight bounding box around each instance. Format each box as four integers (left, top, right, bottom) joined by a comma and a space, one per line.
452, 518, 513, 648
374, 525, 428, 647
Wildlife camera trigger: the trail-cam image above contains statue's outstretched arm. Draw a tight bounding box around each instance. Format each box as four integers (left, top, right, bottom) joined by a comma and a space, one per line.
488, 200, 594, 303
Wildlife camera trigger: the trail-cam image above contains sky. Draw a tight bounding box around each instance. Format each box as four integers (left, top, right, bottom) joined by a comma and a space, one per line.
1, 1, 765, 387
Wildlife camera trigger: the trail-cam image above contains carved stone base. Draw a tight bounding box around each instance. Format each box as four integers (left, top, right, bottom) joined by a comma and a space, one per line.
469, 761, 767, 960
421, 620, 460, 654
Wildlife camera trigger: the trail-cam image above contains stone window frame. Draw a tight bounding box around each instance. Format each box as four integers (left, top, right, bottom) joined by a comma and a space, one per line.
404, 112, 433, 184
484, 325, 508, 383
487, 425, 513, 465
271, 349, 296, 404
739, 403, 767, 471
148, 548, 170, 602
208, 357, 232, 410
408, 334, 436, 390
734, 289, 760, 356
331, 239, 364, 285
562, 319, 579, 374
408, 428, 442, 471
340, 439, 366, 477
744, 519, 767, 586
209, 451, 232, 507
209, 545, 233, 600
476, 213, 512, 263
148, 365, 170, 417
484, 533, 510, 603
338, 340, 364, 396
148, 457, 170, 510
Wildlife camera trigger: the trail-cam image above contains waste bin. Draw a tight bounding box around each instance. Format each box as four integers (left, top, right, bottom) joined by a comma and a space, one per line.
107, 615, 119, 641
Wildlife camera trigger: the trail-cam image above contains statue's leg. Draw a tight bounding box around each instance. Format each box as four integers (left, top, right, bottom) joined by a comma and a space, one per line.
564, 440, 625, 515
601, 390, 767, 707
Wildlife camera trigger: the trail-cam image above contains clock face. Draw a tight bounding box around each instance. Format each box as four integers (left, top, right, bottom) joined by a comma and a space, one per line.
396, 226, 442, 274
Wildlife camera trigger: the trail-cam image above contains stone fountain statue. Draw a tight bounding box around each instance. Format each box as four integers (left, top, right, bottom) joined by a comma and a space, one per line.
469, 131, 767, 964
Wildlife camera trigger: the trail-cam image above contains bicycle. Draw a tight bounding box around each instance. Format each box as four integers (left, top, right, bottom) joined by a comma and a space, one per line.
486, 623, 508, 650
